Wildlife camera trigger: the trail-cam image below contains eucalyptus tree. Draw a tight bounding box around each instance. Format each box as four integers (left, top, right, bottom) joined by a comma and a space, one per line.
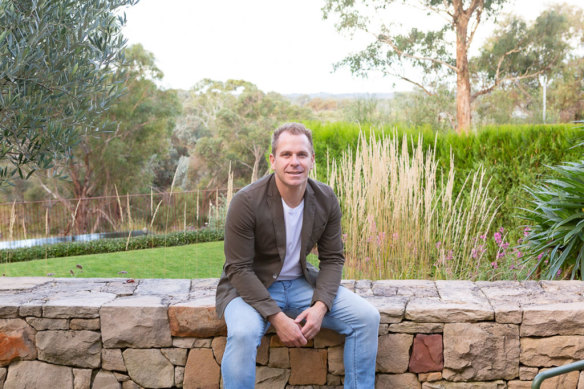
0, 0, 138, 186
322, 0, 576, 132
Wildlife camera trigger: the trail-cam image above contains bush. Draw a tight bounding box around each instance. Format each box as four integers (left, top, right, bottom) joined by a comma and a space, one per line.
308, 121, 583, 242
0, 228, 224, 263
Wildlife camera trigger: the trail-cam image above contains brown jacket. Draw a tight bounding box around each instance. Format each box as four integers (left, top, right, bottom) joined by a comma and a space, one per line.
215, 173, 345, 319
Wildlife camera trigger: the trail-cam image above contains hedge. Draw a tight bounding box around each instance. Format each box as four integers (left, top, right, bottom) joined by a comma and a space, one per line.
307, 121, 584, 237
0, 228, 224, 263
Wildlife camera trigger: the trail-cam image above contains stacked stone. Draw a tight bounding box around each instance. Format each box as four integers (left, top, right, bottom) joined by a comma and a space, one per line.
1, 277, 584, 388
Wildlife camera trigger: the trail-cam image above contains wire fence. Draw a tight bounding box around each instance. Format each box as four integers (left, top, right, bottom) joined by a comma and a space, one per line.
0, 188, 231, 245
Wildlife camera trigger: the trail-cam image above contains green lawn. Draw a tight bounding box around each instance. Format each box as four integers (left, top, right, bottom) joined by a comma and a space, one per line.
0, 241, 226, 279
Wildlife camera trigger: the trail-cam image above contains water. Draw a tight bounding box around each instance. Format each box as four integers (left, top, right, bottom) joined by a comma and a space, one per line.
0, 230, 148, 250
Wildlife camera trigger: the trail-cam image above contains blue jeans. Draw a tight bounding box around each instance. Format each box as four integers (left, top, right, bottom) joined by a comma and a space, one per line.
222, 277, 380, 389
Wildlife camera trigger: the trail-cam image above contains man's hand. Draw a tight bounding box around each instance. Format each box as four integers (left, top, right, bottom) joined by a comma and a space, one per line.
294, 301, 327, 340
269, 312, 307, 347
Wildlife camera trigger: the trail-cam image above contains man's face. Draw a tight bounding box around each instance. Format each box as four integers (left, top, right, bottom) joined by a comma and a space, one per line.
270, 131, 315, 190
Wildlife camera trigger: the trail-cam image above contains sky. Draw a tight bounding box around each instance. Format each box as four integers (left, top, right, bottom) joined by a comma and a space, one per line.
121, 0, 583, 95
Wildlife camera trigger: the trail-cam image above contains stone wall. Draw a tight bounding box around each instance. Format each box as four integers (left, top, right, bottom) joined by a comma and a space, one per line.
1, 278, 584, 388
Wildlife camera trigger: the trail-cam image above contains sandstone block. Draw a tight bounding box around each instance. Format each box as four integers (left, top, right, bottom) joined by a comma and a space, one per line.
173, 337, 212, 348
522, 302, 584, 336
268, 347, 290, 369
376, 373, 420, 389
92, 370, 120, 389
372, 280, 437, 298
539, 368, 579, 389
579, 371, 584, 389
43, 291, 115, 318
327, 373, 342, 385
520, 336, 584, 367
0, 319, 36, 366
101, 300, 172, 348
73, 368, 92, 389
418, 372, 441, 382
161, 348, 187, 366
289, 348, 327, 385
255, 366, 289, 389
122, 381, 140, 389
507, 381, 532, 389
378, 324, 389, 335
443, 322, 519, 381
36, 330, 101, 368
519, 366, 538, 380
175, 366, 185, 388
257, 336, 269, 365
491, 302, 522, 324
168, 304, 226, 338
123, 349, 174, 388
314, 328, 345, 348
113, 373, 129, 382
406, 298, 493, 322
366, 296, 407, 323
389, 322, 444, 334
184, 348, 220, 389
422, 381, 506, 389
102, 349, 126, 372
4, 360, 73, 389
211, 336, 227, 365
25, 317, 68, 330
70, 319, 100, 331
18, 305, 41, 318
409, 334, 443, 373
0, 367, 6, 387
135, 279, 190, 296
328, 345, 344, 375
376, 333, 413, 373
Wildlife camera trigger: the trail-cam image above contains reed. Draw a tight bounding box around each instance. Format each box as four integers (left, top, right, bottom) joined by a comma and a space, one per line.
329, 131, 498, 280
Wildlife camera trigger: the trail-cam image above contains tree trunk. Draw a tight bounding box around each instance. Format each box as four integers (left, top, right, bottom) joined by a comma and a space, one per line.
455, 13, 472, 134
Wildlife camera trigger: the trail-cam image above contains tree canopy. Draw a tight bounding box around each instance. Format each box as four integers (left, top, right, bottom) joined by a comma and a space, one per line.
0, 0, 138, 186
322, 0, 580, 132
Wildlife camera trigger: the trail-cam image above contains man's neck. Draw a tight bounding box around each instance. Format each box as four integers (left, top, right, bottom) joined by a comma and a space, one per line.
275, 180, 306, 208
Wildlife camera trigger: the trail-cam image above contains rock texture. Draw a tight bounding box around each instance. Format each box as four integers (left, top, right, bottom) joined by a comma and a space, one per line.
1, 278, 584, 389
409, 334, 443, 373
123, 349, 174, 388
0, 319, 36, 366
443, 323, 519, 381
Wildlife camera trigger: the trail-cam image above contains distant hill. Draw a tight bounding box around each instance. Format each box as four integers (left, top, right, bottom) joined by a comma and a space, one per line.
284, 92, 395, 100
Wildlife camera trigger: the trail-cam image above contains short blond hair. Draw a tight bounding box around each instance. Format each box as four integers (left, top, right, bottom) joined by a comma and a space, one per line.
271, 122, 314, 154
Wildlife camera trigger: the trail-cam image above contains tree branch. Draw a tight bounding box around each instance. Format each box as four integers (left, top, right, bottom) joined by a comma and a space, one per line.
393, 74, 436, 96
377, 34, 458, 72
472, 68, 547, 100
467, 1, 483, 47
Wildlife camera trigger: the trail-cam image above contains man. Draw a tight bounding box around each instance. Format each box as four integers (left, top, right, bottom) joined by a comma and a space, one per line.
216, 122, 379, 389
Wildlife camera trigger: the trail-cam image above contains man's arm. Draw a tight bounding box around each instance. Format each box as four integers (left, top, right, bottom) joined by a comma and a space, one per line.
223, 192, 281, 319
311, 189, 345, 310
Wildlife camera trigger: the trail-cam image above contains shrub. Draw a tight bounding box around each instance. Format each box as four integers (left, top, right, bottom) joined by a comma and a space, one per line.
0, 228, 224, 264
329, 131, 498, 280
520, 159, 584, 280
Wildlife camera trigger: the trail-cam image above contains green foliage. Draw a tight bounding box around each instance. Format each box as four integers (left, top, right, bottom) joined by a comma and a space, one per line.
180, 79, 313, 188
308, 121, 583, 234
1, 228, 224, 264
520, 159, 584, 280
0, 0, 138, 185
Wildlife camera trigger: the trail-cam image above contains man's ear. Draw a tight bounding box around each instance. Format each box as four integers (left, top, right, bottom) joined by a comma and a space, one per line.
269, 153, 275, 170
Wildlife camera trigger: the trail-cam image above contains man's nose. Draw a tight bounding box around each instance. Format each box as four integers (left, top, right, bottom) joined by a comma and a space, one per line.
290, 154, 299, 165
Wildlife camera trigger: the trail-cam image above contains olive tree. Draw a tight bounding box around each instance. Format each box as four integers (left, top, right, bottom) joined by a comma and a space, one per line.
0, 0, 137, 185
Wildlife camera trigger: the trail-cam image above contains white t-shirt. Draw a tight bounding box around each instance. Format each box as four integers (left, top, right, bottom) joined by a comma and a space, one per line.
277, 198, 304, 280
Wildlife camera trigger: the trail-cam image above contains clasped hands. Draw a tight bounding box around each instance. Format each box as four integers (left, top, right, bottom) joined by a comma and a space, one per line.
268, 301, 328, 347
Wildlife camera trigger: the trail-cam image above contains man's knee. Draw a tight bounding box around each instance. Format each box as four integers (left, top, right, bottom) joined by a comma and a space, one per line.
362, 303, 380, 328
227, 320, 265, 349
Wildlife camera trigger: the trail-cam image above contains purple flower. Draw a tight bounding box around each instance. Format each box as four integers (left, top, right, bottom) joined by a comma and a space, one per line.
494, 232, 502, 245
523, 227, 531, 237
491, 261, 498, 269
537, 252, 544, 260
436, 242, 441, 249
